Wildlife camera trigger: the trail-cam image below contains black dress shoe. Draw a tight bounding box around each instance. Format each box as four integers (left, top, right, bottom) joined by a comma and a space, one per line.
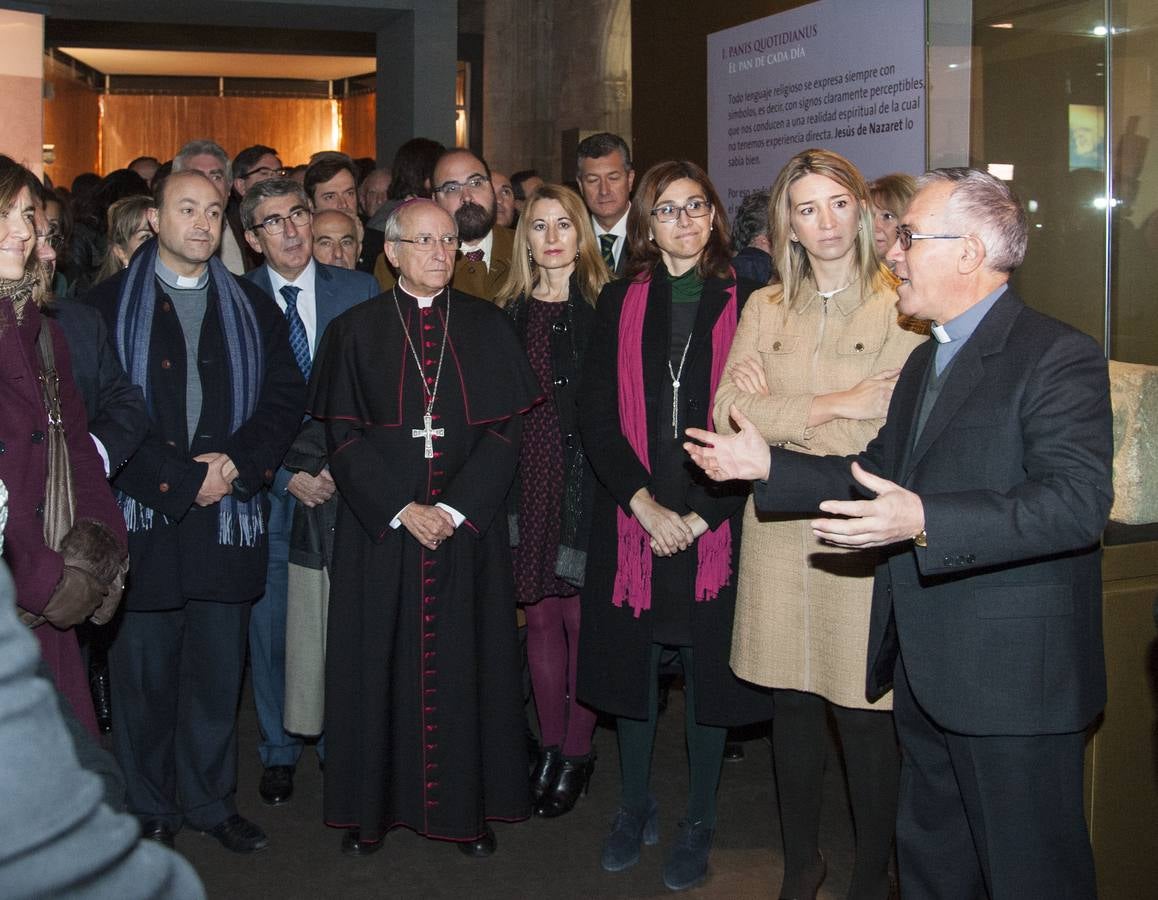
140, 819, 176, 848
341, 829, 383, 857
529, 746, 562, 803
203, 814, 269, 853
535, 753, 595, 818
259, 765, 295, 805
457, 826, 496, 857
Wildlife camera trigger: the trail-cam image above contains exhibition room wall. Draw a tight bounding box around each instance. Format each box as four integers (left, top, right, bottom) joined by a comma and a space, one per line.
632, 0, 1158, 366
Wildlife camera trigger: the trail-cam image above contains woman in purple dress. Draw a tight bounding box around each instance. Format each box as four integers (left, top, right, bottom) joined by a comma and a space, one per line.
497, 184, 609, 818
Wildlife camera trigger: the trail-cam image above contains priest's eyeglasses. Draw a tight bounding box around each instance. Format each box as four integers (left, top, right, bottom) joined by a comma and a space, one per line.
397, 234, 461, 251
650, 199, 712, 223
433, 175, 490, 196
252, 207, 311, 235
895, 224, 965, 250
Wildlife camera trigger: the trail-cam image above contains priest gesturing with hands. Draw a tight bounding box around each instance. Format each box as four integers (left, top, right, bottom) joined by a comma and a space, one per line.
687, 169, 1112, 900
686, 410, 925, 549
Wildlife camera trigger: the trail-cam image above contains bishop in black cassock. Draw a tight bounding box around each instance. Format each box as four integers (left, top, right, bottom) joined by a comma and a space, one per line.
307, 200, 540, 856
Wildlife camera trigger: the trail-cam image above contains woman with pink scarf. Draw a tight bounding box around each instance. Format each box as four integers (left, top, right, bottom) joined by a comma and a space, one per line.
577, 160, 772, 892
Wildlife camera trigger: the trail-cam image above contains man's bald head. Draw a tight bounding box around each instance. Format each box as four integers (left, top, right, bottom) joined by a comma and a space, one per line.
384, 199, 459, 296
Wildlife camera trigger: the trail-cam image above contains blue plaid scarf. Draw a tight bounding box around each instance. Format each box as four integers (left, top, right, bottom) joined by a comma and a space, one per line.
114, 238, 265, 546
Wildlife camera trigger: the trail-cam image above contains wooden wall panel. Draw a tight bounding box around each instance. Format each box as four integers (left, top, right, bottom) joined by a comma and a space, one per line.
99, 94, 340, 172
42, 62, 100, 188
340, 92, 376, 161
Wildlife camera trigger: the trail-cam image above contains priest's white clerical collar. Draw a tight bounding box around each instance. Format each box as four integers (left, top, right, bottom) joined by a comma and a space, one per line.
155, 258, 209, 290
398, 279, 444, 308
931, 323, 951, 343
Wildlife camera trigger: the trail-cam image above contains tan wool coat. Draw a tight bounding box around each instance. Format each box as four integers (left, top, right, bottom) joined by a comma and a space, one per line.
713, 279, 927, 709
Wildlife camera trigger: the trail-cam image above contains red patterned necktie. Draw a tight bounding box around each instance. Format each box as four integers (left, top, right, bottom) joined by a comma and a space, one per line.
464, 249, 485, 263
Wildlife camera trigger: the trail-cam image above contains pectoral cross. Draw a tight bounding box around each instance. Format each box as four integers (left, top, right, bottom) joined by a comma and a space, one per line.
412, 413, 445, 459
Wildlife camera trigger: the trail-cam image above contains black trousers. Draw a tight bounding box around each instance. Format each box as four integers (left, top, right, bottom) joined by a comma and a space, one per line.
893, 655, 1095, 900
109, 599, 250, 831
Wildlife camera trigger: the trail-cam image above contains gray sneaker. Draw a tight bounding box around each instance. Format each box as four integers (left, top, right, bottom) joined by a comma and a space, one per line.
662, 819, 714, 891
599, 796, 660, 872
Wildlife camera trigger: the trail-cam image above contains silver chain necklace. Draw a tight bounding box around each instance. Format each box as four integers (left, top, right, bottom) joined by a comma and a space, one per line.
392, 285, 451, 458
667, 332, 694, 440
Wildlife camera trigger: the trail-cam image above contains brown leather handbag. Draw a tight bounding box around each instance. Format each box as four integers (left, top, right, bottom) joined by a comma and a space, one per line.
18, 324, 78, 628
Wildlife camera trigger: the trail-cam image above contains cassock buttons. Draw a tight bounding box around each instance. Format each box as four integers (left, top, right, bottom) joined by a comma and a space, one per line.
159, 482, 170, 493
0, 440, 6, 454
31, 431, 45, 443
35, 502, 44, 518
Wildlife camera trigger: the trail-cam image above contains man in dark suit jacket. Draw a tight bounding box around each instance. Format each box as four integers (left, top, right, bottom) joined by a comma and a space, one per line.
687, 169, 1112, 899
88, 170, 305, 854
242, 177, 379, 806
577, 132, 635, 276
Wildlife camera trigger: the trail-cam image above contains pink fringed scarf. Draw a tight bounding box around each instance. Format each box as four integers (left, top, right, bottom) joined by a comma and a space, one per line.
613, 274, 737, 618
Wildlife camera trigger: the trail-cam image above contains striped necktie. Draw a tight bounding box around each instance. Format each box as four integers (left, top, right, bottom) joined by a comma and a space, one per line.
599, 233, 617, 269
280, 284, 311, 381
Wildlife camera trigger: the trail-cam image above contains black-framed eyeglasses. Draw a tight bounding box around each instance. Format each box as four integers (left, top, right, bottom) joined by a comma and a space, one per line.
397, 234, 461, 251
252, 207, 311, 235
240, 166, 289, 181
650, 199, 712, 224
895, 224, 965, 251
432, 175, 489, 196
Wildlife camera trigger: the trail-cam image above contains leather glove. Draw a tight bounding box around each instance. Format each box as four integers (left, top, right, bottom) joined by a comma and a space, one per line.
59, 519, 124, 586
89, 559, 128, 626
42, 565, 107, 629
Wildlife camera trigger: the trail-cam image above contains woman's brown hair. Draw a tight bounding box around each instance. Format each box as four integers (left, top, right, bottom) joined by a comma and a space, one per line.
624, 160, 732, 282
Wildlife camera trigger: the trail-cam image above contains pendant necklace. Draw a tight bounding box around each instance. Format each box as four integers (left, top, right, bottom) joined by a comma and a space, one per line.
668, 332, 693, 439
393, 285, 451, 458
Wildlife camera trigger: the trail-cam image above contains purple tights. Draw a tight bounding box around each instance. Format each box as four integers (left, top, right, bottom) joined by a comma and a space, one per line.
525, 594, 596, 757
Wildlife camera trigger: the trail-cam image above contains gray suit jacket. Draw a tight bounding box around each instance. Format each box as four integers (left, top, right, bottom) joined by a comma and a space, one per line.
756, 289, 1113, 736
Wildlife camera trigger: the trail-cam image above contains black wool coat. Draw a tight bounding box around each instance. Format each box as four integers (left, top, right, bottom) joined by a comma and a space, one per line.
86, 270, 305, 609
507, 282, 598, 587
576, 271, 773, 725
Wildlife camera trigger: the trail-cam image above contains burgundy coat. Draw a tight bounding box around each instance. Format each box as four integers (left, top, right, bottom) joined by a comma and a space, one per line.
0, 296, 127, 734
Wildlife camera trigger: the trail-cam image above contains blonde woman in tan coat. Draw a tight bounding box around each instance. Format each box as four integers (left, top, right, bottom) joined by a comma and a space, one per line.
713, 149, 926, 900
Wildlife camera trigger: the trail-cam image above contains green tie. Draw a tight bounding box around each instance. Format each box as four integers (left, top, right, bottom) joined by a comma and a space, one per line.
599, 233, 617, 269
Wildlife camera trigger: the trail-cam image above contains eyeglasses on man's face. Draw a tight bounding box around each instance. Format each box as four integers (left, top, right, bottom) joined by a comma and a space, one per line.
433, 175, 489, 197
241, 166, 289, 181
396, 234, 461, 251
650, 199, 712, 224
895, 223, 965, 251
252, 207, 311, 235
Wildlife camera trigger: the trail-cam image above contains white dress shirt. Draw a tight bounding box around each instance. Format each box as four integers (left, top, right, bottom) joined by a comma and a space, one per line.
268, 259, 319, 354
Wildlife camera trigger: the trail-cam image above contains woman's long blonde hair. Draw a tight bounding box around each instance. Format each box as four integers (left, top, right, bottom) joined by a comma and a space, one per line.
496, 183, 609, 308
767, 148, 891, 306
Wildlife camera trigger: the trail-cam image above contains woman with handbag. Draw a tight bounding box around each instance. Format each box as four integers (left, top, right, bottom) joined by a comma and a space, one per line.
0, 158, 127, 736
496, 184, 607, 819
